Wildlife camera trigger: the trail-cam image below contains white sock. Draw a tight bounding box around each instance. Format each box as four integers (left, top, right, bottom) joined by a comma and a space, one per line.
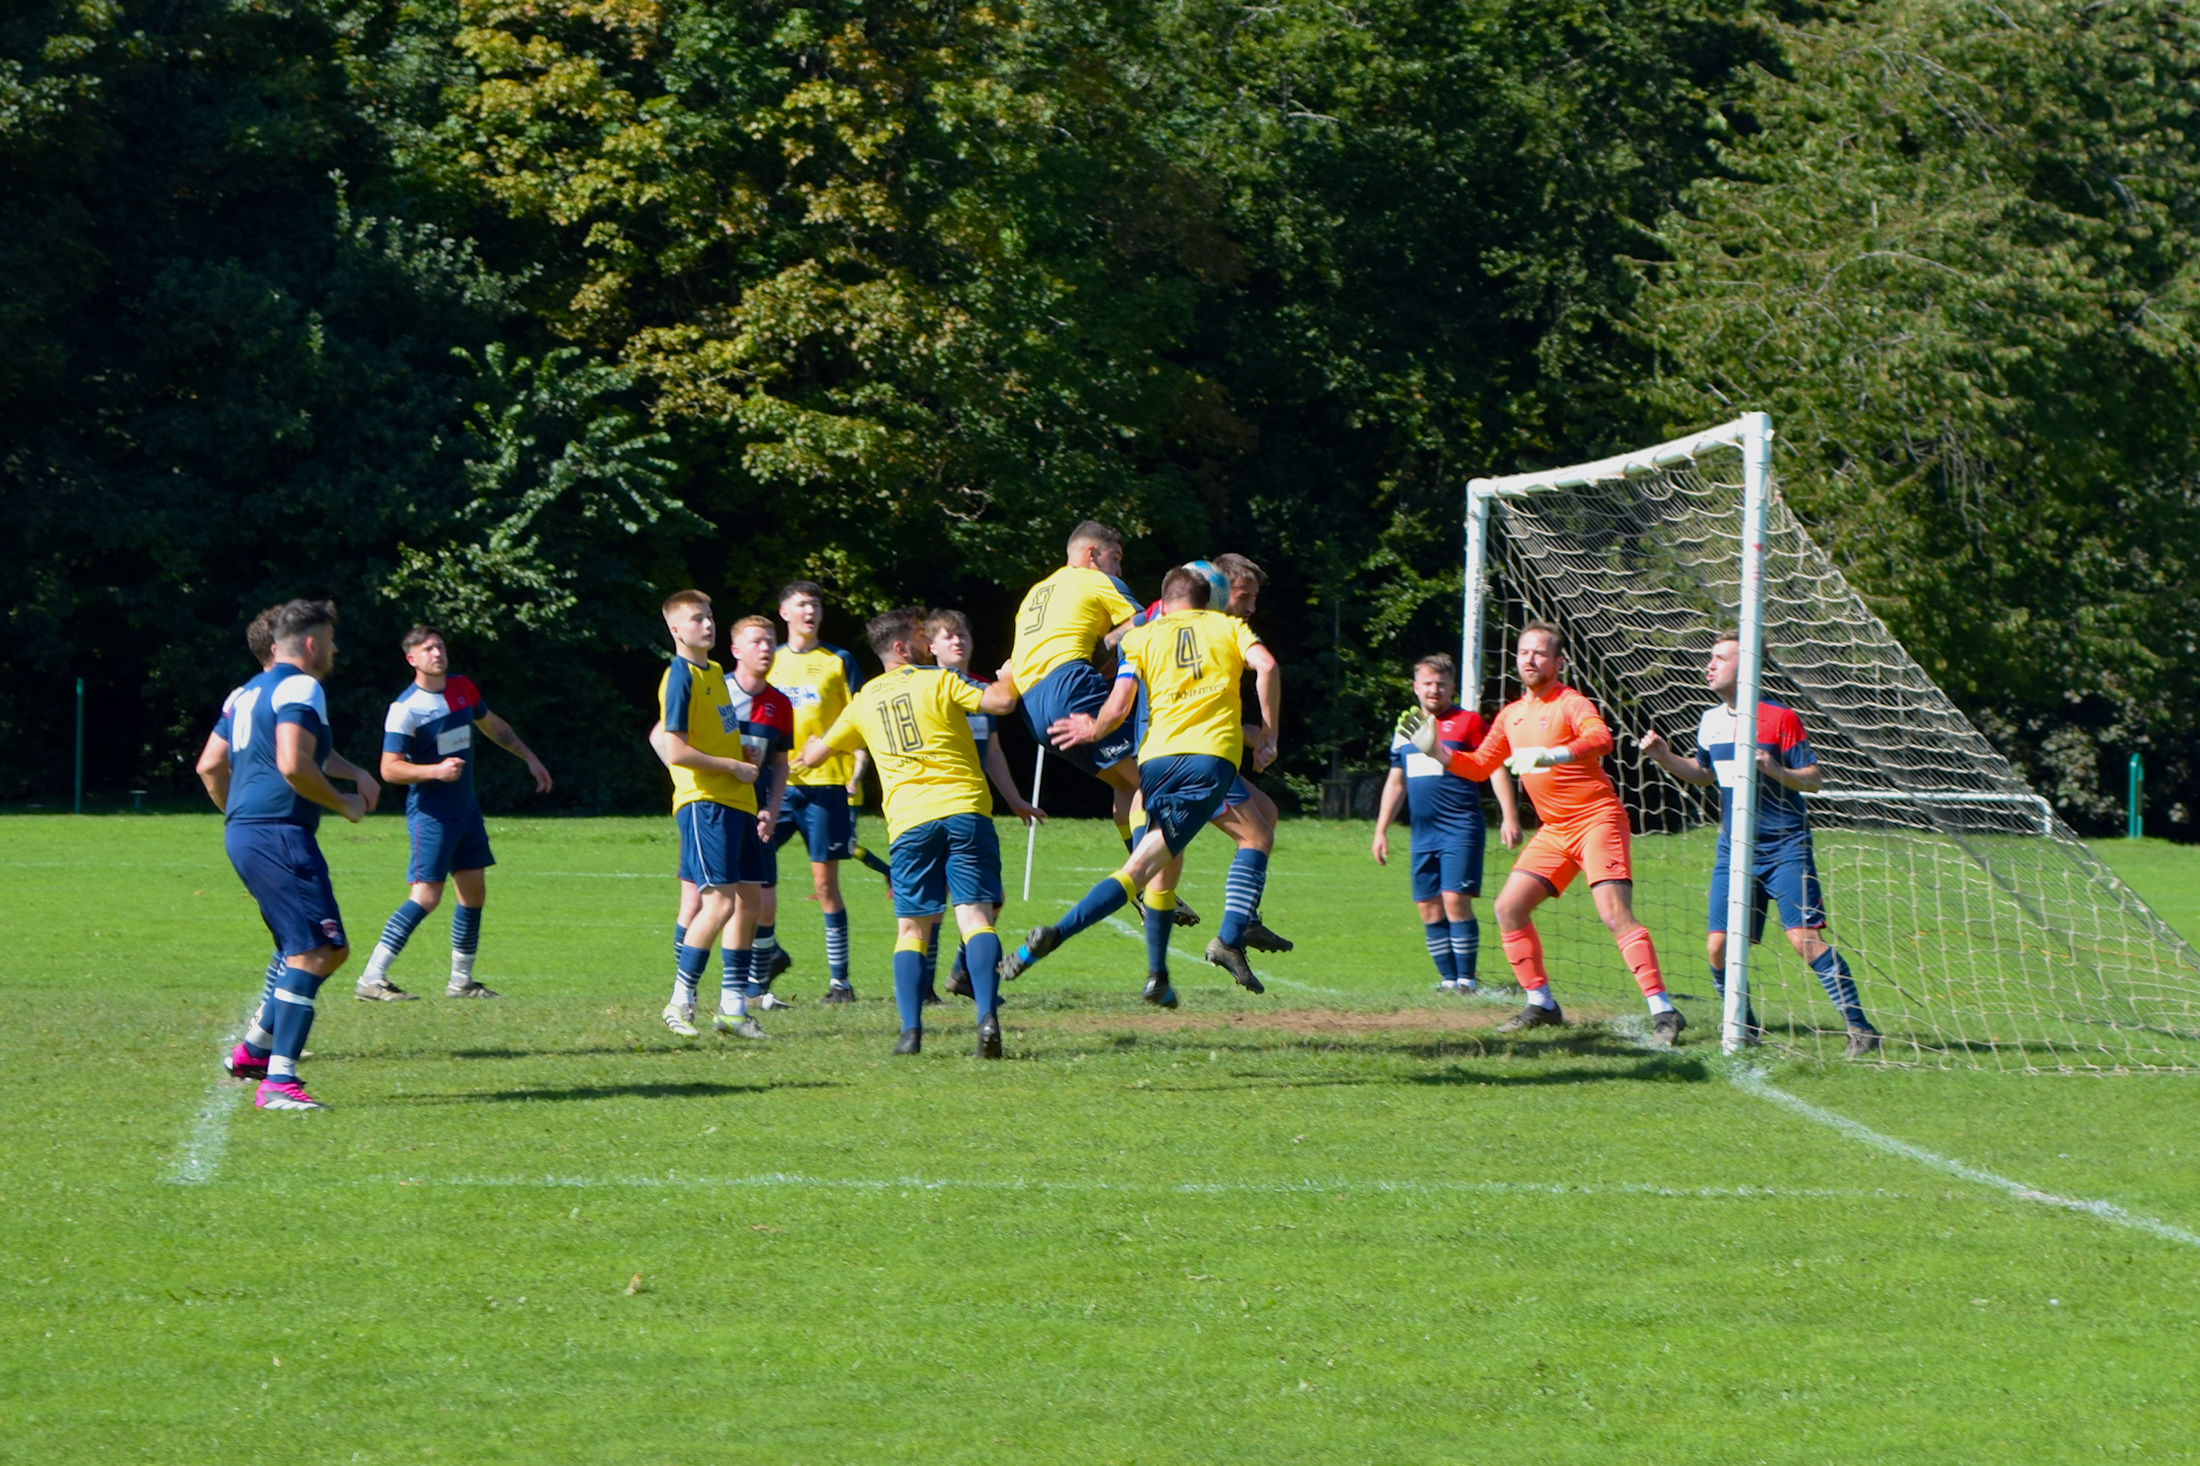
1525, 986, 1558, 1010
671, 979, 696, 1010
361, 944, 398, 985
720, 991, 748, 1019
450, 950, 477, 985
1646, 993, 1676, 1015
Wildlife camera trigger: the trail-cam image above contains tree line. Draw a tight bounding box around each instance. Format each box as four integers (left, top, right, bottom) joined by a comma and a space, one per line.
4, 0, 2193, 832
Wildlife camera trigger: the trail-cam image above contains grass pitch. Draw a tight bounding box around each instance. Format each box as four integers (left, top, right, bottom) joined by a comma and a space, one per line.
3, 812, 2197, 1463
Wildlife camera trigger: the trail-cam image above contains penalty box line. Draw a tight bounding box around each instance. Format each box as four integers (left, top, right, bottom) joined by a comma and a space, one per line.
165, 1002, 255, 1185
356, 1172, 1917, 1204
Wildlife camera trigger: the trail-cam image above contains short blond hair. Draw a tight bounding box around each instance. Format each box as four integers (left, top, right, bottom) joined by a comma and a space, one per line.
662, 588, 711, 616
729, 614, 776, 640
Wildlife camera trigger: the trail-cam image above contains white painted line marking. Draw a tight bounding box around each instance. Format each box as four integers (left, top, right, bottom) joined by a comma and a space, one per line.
1731, 1064, 2200, 1250
357, 1171, 1912, 1203
167, 1001, 261, 1184
1607, 1015, 2200, 1251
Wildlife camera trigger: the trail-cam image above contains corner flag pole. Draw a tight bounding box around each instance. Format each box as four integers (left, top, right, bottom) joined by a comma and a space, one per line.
1021, 746, 1047, 900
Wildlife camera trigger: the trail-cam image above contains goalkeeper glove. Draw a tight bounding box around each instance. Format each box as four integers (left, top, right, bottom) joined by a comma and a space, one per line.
1399, 709, 1442, 757
1503, 745, 1572, 777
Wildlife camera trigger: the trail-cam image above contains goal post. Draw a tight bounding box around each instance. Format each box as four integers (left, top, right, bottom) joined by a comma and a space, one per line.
1461, 414, 2200, 1071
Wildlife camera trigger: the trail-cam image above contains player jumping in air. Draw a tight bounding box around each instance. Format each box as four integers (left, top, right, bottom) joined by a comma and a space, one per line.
354, 626, 552, 1002
1002, 566, 1283, 1003
1372, 653, 1520, 992
923, 608, 1045, 1004
653, 615, 796, 1017
795, 608, 1024, 1056
767, 581, 894, 1004
1008, 522, 1170, 885
655, 591, 770, 1040
208, 600, 378, 1109
1640, 631, 1882, 1057
1406, 621, 1684, 1043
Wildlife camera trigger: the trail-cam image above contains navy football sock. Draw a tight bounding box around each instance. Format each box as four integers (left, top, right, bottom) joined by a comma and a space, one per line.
265, 965, 325, 1083
1144, 890, 1177, 974
824, 909, 851, 985
245, 952, 281, 1059
449, 903, 482, 984
1424, 921, 1458, 983
966, 927, 1004, 1019
1811, 947, 1870, 1028
893, 938, 925, 1030
1452, 918, 1480, 983
1055, 871, 1133, 941
922, 922, 941, 990
751, 923, 778, 995
1218, 849, 1268, 947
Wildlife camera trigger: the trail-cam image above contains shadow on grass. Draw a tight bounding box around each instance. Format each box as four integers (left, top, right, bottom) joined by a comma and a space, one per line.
398, 1079, 840, 1105
1409, 1054, 1710, 1086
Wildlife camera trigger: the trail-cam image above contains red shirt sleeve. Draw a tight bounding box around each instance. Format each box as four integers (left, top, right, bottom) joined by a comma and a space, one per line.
1445, 708, 1511, 781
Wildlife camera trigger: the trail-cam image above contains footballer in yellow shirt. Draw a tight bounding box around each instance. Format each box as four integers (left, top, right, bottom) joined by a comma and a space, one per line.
1006, 522, 1145, 835
999, 567, 1283, 1002
798, 607, 1023, 1058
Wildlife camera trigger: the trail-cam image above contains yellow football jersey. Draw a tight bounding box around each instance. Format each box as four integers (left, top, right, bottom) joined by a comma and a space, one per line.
658, 657, 759, 814
1118, 610, 1263, 764
1009, 565, 1138, 691
768, 642, 865, 787
820, 664, 990, 841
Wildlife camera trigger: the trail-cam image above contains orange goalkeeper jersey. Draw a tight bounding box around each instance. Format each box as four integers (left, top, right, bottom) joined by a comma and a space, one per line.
1446, 684, 1619, 828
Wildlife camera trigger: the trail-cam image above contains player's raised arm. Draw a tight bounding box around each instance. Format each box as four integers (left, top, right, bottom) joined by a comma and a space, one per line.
1434, 714, 1510, 782
978, 669, 1020, 716
1640, 727, 1714, 787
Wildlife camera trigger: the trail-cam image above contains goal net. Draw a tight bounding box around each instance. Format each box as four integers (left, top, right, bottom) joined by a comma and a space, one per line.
1463, 416, 2200, 1071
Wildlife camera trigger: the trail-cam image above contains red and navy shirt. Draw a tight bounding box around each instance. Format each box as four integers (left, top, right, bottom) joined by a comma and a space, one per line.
383, 675, 488, 822
729, 676, 797, 809
1389, 706, 1490, 843
1694, 699, 1816, 855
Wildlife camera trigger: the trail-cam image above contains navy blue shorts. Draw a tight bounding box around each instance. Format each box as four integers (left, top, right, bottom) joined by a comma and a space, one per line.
1709, 844, 1826, 943
407, 807, 495, 884
678, 801, 769, 890
1410, 827, 1486, 901
889, 813, 1003, 918
774, 784, 857, 864
1139, 753, 1238, 857
1022, 661, 1136, 776
1222, 774, 1255, 811
225, 821, 348, 956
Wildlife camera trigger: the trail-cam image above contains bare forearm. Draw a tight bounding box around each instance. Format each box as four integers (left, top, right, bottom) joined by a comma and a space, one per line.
380, 755, 447, 785
1255, 667, 1280, 740
1647, 749, 1713, 786
1374, 774, 1405, 835
1490, 769, 1520, 820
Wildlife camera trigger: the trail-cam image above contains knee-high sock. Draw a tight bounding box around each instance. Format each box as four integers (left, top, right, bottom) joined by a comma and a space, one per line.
450, 903, 482, 983
1056, 871, 1134, 941
1618, 927, 1671, 1011
1145, 888, 1177, 974
672, 942, 710, 1009
1502, 924, 1556, 1006
750, 923, 778, 996
1424, 921, 1459, 983
1218, 849, 1268, 947
922, 922, 941, 989
824, 909, 851, 985
1710, 961, 1762, 1027
674, 922, 688, 966
893, 933, 926, 1030
966, 926, 1003, 1020
719, 947, 750, 1017
1451, 919, 1480, 983
266, 965, 325, 1082
854, 844, 893, 879
245, 952, 282, 1059
1811, 947, 1870, 1028
1116, 822, 1136, 857
361, 900, 428, 984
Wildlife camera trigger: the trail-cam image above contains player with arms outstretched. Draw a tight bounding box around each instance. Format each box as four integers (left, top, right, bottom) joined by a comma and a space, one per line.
795, 608, 1023, 1056
354, 625, 552, 1002
767, 582, 893, 1003
1002, 567, 1283, 1003
656, 590, 770, 1040
211, 599, 379, 1110
1372, 653, 1520, 991
1640, 631, 1882, 1056
1406, 622, 1683, 1042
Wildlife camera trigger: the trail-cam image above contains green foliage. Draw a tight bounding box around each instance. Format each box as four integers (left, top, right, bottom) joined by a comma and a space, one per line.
1640, 0, 2200, 824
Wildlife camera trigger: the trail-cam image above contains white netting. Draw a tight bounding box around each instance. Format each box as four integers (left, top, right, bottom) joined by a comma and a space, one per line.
1469, 433, 2200, 1071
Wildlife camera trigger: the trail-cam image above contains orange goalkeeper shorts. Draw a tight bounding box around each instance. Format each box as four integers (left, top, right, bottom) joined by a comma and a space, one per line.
1511, 808, 1633, 894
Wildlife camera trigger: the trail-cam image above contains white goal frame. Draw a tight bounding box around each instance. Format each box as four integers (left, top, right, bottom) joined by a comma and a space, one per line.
1463, 412, 1773, 1053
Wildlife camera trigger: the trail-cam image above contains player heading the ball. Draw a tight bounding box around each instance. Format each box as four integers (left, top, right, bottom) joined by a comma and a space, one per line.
1404, 621, 1683, 1043
795, 608, 1023, 1058
1640, 631, 1881, 1057
1003, 566, 1284, 1004
355, 625, 552, 1003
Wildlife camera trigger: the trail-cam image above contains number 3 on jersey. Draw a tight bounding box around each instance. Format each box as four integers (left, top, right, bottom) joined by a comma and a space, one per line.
1021, 585, 1056, 638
